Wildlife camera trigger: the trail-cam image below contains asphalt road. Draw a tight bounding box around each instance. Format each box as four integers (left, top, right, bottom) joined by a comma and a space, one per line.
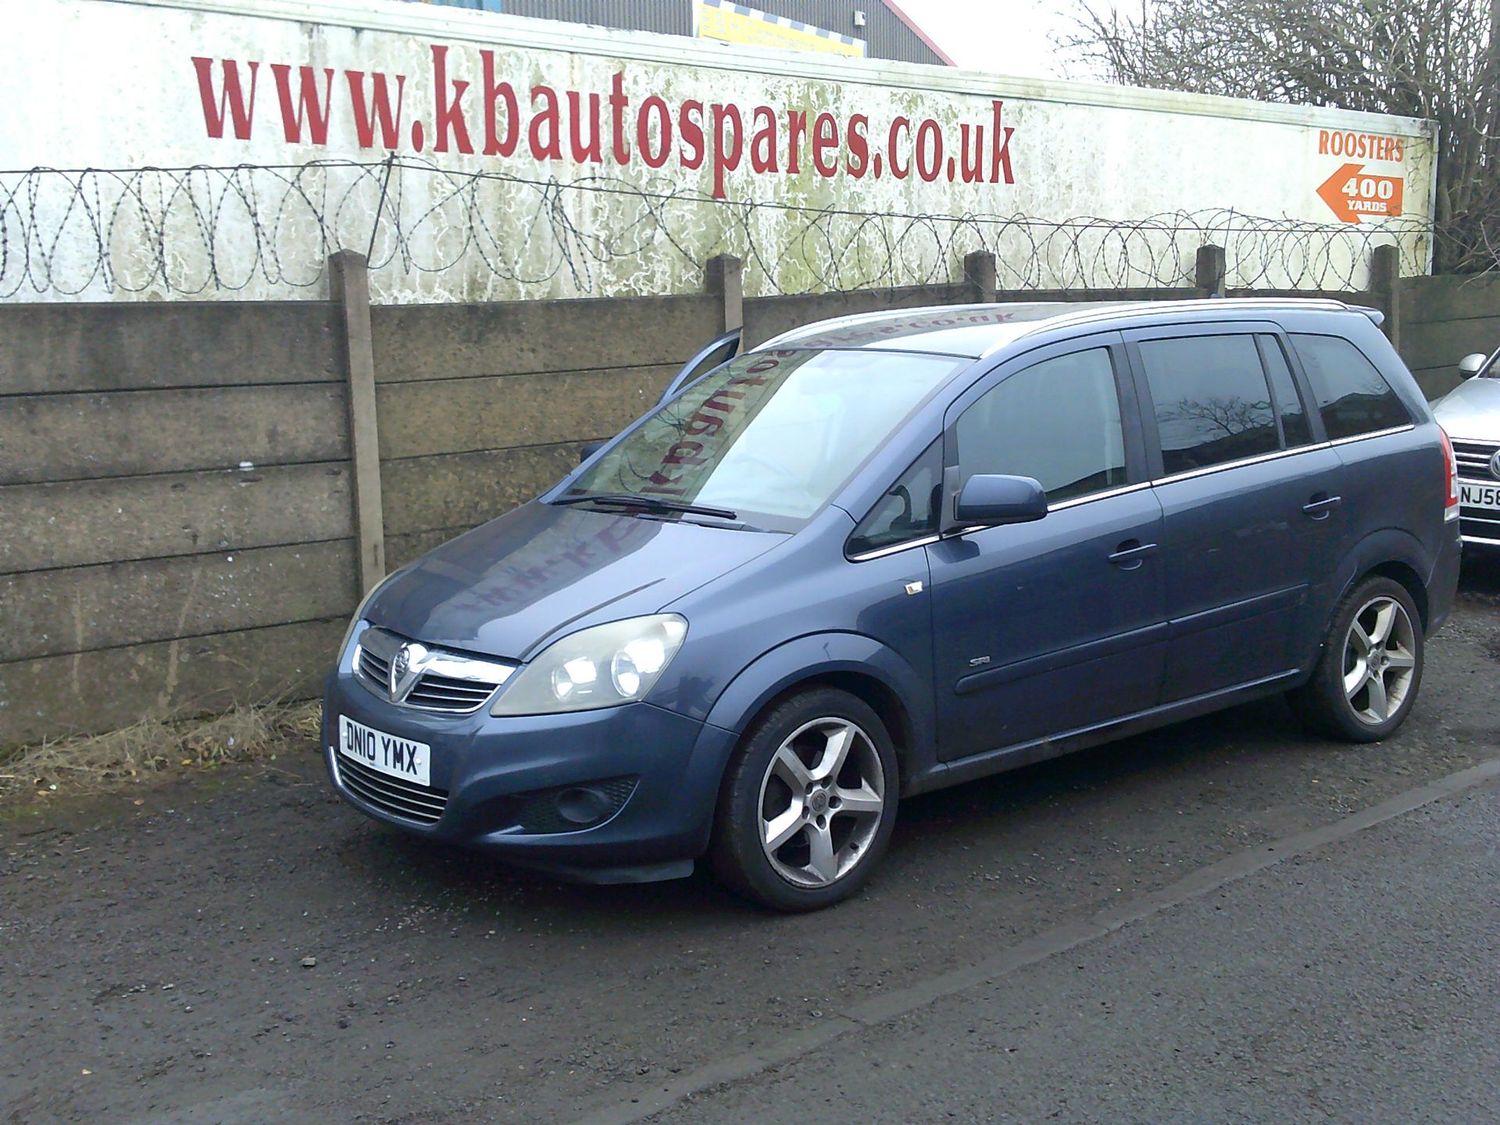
3, 555, 1498, 1124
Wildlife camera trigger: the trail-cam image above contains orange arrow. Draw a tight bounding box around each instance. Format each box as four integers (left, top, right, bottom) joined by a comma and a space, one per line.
1317, 163, 1404, 224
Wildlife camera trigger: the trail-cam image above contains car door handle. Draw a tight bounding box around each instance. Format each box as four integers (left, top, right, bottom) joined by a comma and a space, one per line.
1302, 494, 1343, 520
1108, 540, 1158, 569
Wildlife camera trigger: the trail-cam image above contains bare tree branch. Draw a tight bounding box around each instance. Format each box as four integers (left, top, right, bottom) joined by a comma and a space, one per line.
1058, 0, 1499, 272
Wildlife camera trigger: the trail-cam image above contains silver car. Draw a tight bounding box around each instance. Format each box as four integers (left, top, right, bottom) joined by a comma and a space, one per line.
1434, 347, 1500, 547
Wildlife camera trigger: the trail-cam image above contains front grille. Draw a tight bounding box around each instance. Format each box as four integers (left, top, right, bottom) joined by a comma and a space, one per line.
1458, 512, 1500, 542
405, 673, 500, 711
354, 627, 516, 714
357, 645, 391, 684
1452, 439, 1499, 480
334, 752, 449, 825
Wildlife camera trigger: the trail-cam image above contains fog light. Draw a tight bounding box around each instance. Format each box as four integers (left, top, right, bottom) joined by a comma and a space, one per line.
555, 786, 612, 826
509, 776, 639, 834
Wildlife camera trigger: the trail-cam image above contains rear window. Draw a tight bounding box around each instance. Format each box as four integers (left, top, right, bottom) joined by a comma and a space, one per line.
1290, 333, 1411, 440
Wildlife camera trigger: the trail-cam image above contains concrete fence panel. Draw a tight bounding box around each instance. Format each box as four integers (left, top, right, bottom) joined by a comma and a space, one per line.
1, 300, 356, 747
0, 304, 341, 394
1399, 274, 1500, 399
0, 385, 348, 485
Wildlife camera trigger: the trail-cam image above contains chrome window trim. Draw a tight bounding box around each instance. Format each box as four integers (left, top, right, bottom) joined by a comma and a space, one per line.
1328, 423, 1416, 448
847, 533, 941, 563
846, 480, 1154, 561
1151, 440, 1331, 486
1047, 480, 1151, 512
1149, 423, 1416, 487
846, 422, 1417, 559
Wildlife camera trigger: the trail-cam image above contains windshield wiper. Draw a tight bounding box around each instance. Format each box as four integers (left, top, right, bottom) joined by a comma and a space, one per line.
551, 492, 739, 521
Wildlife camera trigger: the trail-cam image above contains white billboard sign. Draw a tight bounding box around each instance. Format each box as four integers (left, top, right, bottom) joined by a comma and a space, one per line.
0, 0, 1436, 302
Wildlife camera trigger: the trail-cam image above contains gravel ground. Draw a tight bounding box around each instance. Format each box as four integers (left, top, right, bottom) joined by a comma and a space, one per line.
3, 554, 1497, 1123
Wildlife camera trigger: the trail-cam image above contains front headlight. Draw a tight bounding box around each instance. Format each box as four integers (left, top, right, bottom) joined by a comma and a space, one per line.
491, 614, 688, 716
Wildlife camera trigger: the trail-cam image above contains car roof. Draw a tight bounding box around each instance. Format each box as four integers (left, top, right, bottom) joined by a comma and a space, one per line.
757, 299, 1372, 358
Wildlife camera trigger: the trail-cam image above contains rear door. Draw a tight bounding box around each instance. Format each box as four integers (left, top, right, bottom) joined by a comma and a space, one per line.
925, 334, 1167, 761
1288, 329, 1431, 550
1126, 324, 1344, 702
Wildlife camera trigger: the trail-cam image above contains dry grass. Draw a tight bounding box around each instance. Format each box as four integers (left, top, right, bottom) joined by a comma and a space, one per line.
0, 701, 322, 800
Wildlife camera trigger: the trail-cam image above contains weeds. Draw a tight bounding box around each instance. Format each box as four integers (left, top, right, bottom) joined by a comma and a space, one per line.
0, 702, 321, 799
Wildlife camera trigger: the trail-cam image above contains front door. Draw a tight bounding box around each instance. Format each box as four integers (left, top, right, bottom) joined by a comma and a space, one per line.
926, 337, 1167, 762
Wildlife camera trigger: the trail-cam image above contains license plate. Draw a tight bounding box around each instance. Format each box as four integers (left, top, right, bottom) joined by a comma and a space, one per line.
337, 715, 431, 787
1460, 480, 1500, 511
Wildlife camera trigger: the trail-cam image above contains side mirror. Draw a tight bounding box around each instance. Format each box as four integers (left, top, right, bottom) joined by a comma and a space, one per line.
954, 474, 1048, 526
577, 440, 605, 464
1457, 353, 1488, 379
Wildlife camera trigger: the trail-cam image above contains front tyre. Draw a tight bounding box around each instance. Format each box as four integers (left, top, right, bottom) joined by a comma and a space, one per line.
711, 688, 899, 912
1291, 576, 1424, 743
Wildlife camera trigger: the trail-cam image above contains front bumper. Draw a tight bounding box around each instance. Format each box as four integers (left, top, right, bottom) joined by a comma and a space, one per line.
321, 669, 739, 881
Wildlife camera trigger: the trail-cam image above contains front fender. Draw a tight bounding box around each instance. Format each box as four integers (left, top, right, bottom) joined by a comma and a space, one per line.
702, 631, 938, 790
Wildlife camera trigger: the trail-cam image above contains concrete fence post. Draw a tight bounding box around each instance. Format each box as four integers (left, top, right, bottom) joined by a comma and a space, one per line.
965, 250, 998, 304
329, 250, 387, 596
1369, 244, 1401, 348
1195, 244, 1226, 298
705, 254, 744, 334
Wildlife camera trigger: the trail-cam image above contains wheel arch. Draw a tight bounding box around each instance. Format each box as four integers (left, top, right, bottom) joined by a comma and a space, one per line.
1362, 560, 1430, 631
703, 632, 937, 793
1331, 527, 1433, 633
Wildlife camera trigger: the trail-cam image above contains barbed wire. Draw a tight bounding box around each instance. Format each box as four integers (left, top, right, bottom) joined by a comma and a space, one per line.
0, 158, 1436, 301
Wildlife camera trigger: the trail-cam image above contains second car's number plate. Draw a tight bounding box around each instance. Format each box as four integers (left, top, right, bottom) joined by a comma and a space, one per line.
1460, 480, 1500, 511
337, 715, 431, 787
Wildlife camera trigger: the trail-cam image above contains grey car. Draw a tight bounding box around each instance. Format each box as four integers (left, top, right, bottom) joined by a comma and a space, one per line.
1433, 346, 1500, 546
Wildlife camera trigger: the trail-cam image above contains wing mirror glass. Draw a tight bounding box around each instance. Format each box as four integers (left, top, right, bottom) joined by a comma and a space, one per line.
953, 474, 1049, 526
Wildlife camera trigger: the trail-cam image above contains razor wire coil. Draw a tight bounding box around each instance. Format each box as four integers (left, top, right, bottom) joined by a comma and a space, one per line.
0, 158, 1435, 300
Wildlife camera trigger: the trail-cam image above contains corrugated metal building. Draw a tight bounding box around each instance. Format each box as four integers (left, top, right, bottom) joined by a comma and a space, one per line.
417, 1, 953, 65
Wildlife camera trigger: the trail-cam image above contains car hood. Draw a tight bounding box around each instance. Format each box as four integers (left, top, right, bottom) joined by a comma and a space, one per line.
1434, 377, 1500, 438
365, 502, 785, 660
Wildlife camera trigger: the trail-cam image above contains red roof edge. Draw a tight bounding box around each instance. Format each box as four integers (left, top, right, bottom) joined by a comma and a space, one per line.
878, 0, 957, 65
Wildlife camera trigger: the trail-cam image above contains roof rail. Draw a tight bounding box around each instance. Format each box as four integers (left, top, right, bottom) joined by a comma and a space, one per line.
978, 297, 1359, 357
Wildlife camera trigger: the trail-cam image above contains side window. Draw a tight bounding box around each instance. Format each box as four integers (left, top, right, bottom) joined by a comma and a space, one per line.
1138, 334, 1279, 474
955, 348, 1127, 503
1290, 333, 1412, 440
1257, 335, 1312, 447
849, 439, 943, 555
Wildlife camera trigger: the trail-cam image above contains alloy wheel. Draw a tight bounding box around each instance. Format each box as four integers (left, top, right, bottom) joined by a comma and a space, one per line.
1341, 594, 1418, 725
756, 717, 886, 889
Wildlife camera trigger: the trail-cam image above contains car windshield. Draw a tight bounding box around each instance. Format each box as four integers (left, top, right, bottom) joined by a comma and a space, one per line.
560, 348, 966, 524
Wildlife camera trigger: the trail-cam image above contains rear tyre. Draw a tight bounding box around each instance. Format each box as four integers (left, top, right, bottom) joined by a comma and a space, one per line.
1290, 576, 1424, 743
711, 688, 899, 912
